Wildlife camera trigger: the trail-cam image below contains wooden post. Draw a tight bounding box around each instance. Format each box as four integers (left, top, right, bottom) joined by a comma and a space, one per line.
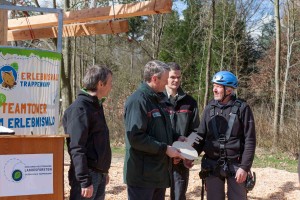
0, 9, 8, 45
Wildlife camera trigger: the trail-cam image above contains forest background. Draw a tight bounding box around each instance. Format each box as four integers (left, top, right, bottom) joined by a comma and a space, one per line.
8, 0, 300, 157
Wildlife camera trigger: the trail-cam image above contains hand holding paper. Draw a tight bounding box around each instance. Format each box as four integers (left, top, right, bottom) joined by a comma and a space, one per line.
172, 132, 203, 160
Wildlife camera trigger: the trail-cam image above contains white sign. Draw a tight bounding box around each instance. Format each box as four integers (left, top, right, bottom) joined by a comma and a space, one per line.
0, 47, 61, 135
0, 154, 53, 197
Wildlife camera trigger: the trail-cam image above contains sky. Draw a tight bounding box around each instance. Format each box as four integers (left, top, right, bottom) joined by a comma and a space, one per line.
173, 0, 187, 19
173, 0, 274, 38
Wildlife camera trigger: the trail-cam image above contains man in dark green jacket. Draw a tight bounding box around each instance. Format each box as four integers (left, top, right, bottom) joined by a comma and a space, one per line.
165, 62, 200, 200
124, 60, 185, 200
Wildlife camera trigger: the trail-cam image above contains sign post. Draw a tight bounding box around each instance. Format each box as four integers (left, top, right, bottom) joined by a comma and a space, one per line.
0, 10, 7, 45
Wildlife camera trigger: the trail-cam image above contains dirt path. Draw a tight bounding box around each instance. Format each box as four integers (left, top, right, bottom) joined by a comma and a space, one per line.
64, 153, 300, 199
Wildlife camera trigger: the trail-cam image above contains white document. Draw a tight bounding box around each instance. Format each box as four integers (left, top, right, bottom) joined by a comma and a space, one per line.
0, 154, 53, 197
0, 126, 14, 133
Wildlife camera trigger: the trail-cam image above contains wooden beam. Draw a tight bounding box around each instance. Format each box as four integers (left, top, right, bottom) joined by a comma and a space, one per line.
7, 20, 129, 41
0, 10, 8, 45
8, 0, 172, 30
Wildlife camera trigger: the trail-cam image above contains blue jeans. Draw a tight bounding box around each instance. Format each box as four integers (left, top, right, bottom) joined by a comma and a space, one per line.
69, 169, 106, 200
127, 185, 166, 200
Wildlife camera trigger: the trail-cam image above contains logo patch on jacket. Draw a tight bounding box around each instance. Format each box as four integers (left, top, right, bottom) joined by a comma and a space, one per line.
152, 112, 161, 118
147, 109, 162, 118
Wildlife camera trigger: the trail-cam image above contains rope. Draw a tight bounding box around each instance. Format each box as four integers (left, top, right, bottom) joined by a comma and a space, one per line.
112, 0, 116, 20
19, 1, 35, 40
24, 14, 36, 40
109, 20, 115, 35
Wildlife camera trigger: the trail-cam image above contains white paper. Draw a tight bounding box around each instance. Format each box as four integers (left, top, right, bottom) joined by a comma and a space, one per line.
0, 126, 14, 133
0, 154, 53, 197
173, 141, 198, 160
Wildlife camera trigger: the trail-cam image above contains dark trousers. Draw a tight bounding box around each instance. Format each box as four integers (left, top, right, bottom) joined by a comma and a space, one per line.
206, 175, 247, 200
201, 157, 247, 200
127, 185, 166, 200
69, 169, 106, 200
170, 163, 189, 200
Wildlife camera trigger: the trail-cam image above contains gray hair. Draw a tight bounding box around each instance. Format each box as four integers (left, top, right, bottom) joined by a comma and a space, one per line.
225, 86, 236, 96
167, 62, 181, 71
82, 65, 112, 92
144, 60, 170, 82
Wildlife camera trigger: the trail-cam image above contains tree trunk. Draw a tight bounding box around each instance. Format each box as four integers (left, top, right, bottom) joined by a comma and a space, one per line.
80, 37, 84, 85
273, 0, 281, 149
280, 0, 295, 133
197, 39, 206, 107
72, 37, 77, 101
220, 0, 227, 70
61, 37, 73, 111
203, 0, 215, 107
61, 0, 73, 112
151, 16, 156, 59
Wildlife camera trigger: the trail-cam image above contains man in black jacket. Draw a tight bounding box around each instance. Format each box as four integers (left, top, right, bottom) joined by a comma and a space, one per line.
63, 65, 113, 200
124, 60, 185, 200
165, 62, 200, 200
196, 71, 256, 200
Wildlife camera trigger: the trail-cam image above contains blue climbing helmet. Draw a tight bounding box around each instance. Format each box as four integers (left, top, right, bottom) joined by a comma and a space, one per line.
212, 71, 238, 88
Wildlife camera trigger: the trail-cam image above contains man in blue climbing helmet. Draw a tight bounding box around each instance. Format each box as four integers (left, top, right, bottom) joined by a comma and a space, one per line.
195, 70, 256, 200
211, 71, 238, 102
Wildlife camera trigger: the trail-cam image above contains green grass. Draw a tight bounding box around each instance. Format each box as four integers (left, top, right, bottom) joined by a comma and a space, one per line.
65, 143, 298, 173
253, 152, 298, 173
112, 146, 125, 156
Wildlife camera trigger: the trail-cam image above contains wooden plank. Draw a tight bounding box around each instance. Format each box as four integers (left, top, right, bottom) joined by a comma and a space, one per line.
7, 20, 129, 41
0, 10, 8, 45
8, 0, 172, 30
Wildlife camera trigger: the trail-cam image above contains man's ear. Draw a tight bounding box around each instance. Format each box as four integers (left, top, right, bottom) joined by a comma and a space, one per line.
98, 81, 104, 88
151, 75, 158, 83
225, 87, 233, 95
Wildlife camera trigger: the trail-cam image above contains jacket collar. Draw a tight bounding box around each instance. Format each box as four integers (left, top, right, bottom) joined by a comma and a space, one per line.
139, 82, 168, 103
78, 89, 104, 106
212, 95, 237, 108
164, 86, 187, 102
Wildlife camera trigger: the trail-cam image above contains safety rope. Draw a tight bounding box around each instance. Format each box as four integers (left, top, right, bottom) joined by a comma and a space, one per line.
24, 13, 36, 40
109, 0, 116, 35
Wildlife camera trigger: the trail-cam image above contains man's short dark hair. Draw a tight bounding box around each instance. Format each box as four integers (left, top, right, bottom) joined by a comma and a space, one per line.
167, 62, 181, 71
82, 65, 112, 92
144, 60, 170, 82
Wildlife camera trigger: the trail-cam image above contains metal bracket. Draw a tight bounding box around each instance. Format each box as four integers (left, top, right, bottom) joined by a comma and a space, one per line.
0, 4, 63, 53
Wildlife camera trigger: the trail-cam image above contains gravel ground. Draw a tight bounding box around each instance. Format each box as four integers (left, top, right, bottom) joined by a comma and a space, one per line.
64, 152, 300, 200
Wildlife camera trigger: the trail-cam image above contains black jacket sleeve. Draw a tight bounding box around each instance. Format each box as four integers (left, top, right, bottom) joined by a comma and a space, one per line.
125, 99, 168, 155
64, 107, 91, 188
188, 102, 200, 135
194, 106, 209, 154
240, 105, 256, 172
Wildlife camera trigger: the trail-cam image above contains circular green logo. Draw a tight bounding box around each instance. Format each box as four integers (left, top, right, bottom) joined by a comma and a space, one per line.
0, 93, 6, 107
12, 170, 22, 182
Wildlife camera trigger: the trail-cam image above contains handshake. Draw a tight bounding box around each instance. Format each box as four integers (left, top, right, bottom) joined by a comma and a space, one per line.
166, 132, 203, 169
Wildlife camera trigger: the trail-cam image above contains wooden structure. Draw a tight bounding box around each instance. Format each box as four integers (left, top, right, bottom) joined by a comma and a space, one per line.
0, 10, 8, 45
7, 20, 129, 41
0, 135, 65, 200
8, 0, 172, 30
2, 0, 172, 43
